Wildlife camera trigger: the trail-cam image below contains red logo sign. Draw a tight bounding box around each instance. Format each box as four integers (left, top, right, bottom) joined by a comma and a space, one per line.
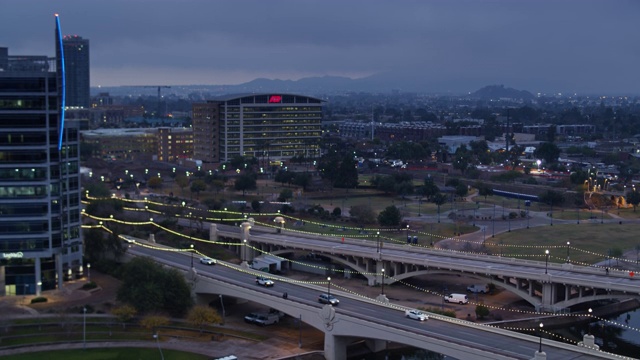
268, 95, 282, 103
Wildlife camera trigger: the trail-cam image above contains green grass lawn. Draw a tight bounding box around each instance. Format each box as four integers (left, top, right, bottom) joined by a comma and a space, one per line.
484, 223, 640, 266
0, 347, 209, 360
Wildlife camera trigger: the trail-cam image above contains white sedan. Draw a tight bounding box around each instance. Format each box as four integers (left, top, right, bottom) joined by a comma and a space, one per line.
405, 309, 428, 321
256, 276, 275, 287
199, 257, 216, 265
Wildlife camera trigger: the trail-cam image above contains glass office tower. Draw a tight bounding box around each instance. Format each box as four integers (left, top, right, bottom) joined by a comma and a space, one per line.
0, 16, 83, 297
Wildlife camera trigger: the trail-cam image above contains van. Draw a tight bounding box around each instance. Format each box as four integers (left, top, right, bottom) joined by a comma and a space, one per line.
444, 293, 469, 304
466, 284, 489, 294
253, 313, 280, 326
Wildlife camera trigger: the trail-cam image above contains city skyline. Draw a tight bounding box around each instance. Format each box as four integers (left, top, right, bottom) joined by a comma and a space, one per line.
2, 0, 639, 94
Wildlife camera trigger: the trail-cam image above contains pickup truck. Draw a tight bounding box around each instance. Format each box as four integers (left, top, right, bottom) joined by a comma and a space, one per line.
405, 309, 428, 321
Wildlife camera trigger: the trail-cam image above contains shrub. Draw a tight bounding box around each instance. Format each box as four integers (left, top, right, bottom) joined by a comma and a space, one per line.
421, 307, 457, 318
82, 281, 98, 290
30, 297, 48, 304
475, 304, 490, 319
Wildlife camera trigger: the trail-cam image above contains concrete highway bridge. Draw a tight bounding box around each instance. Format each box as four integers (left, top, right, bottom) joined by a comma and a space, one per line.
126, 238, 629, 360
210, 221, 640, 313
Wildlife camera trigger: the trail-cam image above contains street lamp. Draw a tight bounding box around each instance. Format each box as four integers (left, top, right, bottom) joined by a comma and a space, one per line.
406, 224, 410, 243
566, 242, 570, 262
545, 249, 550, 274
83, 306, 87, 350
380, 269, 385, 295
376, 231, 380, 253
538, 322, 544, 353
190, 244, 194, 268
153, 334, 165, 360
87, 263, 91, 282
327, 277, 331, 297
242, 239, 247, 263
588, 308, 593, 335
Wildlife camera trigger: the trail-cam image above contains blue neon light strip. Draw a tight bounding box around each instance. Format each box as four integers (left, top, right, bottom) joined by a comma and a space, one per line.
55, 14, 66, 151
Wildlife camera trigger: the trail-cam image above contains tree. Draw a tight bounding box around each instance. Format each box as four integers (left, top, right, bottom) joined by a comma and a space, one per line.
112, 304, 137, 329
349, 204, 377, 225
234, 172, 257, 196
187, 305, 222, 333
422, 177, 440, 201
140, 314, 170, 334
453, 144, 471, 174
84, 228, 125, 263
84, 181, 111, 198
175, 175, 190, 195
147, 176, 162, 189
190, 179, 207, 199
334, 155, 358, 188
475, 182, 493, 199
293, 172, 312, 191
278, 189, 293, 202
209, 179, 225, 195
534, 142, 561, 164
251, 199, 261, 212
374, 175, 396, 194
275, 169, 295, 186
455, 183, 468, 198
395, 181, 414, 198
475, 304, 490, 319
539, 190, 565, 207
378, 206, 402, 227
117, 257, 193, 316
626, 190, 640, 212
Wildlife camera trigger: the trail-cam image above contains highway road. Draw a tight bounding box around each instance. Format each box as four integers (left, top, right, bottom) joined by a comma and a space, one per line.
127, 240, 622, 360
222, 224, 640, 297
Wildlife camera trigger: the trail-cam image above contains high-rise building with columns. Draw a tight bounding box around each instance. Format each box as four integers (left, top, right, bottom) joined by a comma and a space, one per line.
0, 15, 83, 297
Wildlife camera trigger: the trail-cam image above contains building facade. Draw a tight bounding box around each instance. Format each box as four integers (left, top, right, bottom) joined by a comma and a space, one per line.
62, 35, 90, 108
192, 94, 323, 164
0, 18, 83, 298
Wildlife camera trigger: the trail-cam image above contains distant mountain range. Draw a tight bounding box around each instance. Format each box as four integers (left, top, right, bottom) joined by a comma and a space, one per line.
94, 75, 535, 99
471, 85, 535, 100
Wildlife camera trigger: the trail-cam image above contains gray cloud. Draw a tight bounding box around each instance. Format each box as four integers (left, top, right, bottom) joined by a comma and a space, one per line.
2, 0, 638, 93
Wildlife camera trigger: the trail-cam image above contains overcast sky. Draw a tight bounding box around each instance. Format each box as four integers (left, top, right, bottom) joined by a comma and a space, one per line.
2, 0, 639, 94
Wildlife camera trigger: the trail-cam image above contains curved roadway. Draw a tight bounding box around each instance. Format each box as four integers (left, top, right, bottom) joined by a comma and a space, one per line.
128, 240, 625, 360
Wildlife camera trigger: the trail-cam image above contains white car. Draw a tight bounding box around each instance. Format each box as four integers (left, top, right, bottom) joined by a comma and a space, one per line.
122, 236, 136, 244
256, 276, 275, 287
199, 257, 216, 265
405, 309, 428, 321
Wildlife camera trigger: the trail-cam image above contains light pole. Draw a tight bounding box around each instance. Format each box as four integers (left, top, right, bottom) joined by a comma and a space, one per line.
87, 263, 91, 282
380, 268, 385, 295
190, 244, 194, 268
219, 295, 226, 323
406, 224, 410, 244
327, 276, 331, 297
545, 249, 550, 274
153, 334, 165, 360
538, 322, 544, 354
492, 204, 496, 237
242, 239, 247, 263
588, 308, 593, 335
566, 242, 570, 262
83, 306, 87, 350
376, 231, 380, 253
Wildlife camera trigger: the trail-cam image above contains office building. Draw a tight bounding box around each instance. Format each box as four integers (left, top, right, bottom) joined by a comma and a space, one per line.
0, 16, 83, 297
192, 94, 323, 165
62, 35, 90, 108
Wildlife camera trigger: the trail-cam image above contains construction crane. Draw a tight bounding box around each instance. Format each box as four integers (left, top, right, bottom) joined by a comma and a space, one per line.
145, 86, 171, 117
